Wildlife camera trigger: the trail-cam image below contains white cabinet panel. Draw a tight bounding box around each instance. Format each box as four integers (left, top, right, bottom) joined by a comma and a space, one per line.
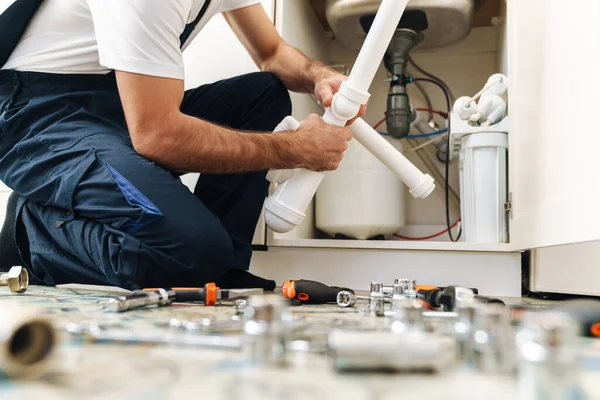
532, 242, 600, 296
508, 0, 600, 250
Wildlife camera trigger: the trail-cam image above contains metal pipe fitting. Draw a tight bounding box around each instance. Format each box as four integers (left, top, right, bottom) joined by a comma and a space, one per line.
0, 266, 29, 294
516, 311, 583, 399
235, 299, 248, 316
243, 295, 288, 367
0, 306, 56, 378
471, 304, 514, 374
337, 290, 357, 308
368, 282, 386, 317
390, 297, 424, 334
328, 329, 456, 373
336, 291, 378, 308
395, 279, 417, 299
391, 283, 406, 309
454, 300, 479, 366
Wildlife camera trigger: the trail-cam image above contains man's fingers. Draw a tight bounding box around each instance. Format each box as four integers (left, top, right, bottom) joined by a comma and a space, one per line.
316, 85, 333, 107
345, 104, 368, 126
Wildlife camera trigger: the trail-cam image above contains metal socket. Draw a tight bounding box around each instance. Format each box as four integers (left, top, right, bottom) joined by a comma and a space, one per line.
243, 295, 287, 367
369, 282, 386, 317
329, 329, 456, 373
471, 304, 514, 374
516, 311, 582, 399
336, 291, 373, 308
395, 279, 417, 299
0, 306, 56, 378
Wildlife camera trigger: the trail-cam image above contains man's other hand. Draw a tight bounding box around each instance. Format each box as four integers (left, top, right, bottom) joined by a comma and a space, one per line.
294, 114, 352, 171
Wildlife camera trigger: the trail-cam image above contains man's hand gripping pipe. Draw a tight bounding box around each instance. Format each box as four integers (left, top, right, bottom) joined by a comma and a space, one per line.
263, 0, 435, 233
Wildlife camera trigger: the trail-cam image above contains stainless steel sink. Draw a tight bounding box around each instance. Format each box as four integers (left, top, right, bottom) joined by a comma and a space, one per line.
326, 0, 475, 50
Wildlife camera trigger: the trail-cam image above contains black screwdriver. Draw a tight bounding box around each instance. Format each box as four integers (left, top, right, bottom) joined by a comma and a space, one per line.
282, 279, 354, 305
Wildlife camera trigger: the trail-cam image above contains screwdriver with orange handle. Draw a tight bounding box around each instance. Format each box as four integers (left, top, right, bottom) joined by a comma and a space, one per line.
282, 279, 355, 305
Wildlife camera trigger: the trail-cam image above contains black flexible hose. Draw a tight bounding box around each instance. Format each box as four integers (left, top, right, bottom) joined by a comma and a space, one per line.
411, 77, 461, 242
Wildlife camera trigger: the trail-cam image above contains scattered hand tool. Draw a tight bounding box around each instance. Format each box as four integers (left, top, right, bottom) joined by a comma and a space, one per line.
416, 285, 504, 311
282, 279, 355, 305
0, 266, 29, 293
65, 322, 242, 349
552, 300, 600, 338
109, 283, 263, 312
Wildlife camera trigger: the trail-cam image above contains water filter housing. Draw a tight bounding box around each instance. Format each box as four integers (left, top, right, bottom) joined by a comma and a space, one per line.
316, 138, 405, 240
458, 120, 509, 243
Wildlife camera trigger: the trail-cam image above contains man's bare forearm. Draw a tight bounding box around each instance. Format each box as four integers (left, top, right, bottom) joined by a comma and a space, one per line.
262, 44, 336, 94
138, 113, 302, 174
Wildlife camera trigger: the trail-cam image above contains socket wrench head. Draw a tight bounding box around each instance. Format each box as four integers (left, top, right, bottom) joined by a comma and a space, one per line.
454, 300, 479, 366
7, 266, 29, 294
516, 311, 579, 364
369, 282, 385, 317
329, 329, 456, 373
471, 304, 514, 374
243, 295, 287, 367
336, 291, 357, 308
391, 298, 423, 334
516, 311, 582, 398
395, 279, 417, 299
392, 283, 405, 299
370, 282, 383, 294
235, 299, 248, 316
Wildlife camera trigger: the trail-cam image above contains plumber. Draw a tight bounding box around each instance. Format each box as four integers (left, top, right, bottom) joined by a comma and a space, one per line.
0, 0, 365, 289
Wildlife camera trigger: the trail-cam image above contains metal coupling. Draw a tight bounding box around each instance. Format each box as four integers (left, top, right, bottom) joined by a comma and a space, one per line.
390, 297, 424, 334
395, 279, 417, 299
0, 306, 56, 378
235, 299, 248, 316
454, 300, 479, 366
0, 266, 29, 294
516, 311, 583, 399
368, 282, 386, 317
328, 329, 456, 373
471, 304, 514, 374
337, 290, 357, 308
391, 283, 406, 309
243, 295, 288, 367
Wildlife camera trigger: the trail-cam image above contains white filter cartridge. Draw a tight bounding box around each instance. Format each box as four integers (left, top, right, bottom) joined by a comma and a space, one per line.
459, 132, 509, 243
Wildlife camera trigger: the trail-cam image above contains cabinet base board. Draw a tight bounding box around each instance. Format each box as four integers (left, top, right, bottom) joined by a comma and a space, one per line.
250, 246, 522, 297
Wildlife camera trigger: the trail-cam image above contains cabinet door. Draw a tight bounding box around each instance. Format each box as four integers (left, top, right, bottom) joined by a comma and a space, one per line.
508, 0, 600, 250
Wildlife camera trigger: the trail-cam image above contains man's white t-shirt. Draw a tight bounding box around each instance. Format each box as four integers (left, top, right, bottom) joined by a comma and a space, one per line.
1, 0, 260, 79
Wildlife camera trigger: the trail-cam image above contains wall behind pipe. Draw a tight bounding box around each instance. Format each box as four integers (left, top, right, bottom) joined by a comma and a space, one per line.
328, 26, 500, 230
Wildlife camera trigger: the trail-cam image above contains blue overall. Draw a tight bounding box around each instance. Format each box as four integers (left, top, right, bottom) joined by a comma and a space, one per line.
0, 31, 291, 290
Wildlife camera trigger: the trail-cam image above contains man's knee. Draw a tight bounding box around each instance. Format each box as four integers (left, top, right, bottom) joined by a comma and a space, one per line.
152, 217, 235, 283
259, 72, 292, 117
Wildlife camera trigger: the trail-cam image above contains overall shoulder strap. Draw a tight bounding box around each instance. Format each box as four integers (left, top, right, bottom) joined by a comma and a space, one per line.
0, 0, 45, 68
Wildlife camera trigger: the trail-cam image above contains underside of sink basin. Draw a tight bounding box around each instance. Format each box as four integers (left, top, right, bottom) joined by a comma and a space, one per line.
326, 0, 475, 50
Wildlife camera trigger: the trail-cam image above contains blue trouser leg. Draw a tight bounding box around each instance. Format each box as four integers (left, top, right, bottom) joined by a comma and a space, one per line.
181, 73, 291, 271
0, 71, 291, 289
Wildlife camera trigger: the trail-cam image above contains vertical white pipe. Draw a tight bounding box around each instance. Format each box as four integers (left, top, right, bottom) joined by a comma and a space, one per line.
346, 0, 411, 93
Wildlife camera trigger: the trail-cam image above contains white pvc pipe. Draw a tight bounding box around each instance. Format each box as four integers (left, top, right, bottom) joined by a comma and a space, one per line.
347, 0, 411, 93
263, 0, 434, 233
350, 118, 434, 199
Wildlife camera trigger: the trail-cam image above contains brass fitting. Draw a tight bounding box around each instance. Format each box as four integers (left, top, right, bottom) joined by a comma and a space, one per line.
0, 266, 29, 294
